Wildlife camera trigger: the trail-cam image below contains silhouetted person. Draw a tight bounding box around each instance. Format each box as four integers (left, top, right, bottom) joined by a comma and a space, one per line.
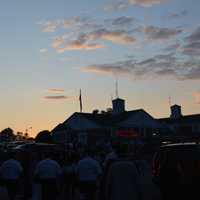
0, 151, 23, 200
76, 148, 102, 200
159, 151, 183, 200
63, 153, 77, 200
135, 160, 161, 200
19, 151, 32, 200
100, 144, 119, 200
105, 160, 142, 200
103, 147, 118, 169
34, 152, 61, 200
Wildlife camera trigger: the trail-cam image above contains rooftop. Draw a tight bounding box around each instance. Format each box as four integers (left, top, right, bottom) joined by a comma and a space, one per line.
68, 109, 145, 127
158, 114, 200, 123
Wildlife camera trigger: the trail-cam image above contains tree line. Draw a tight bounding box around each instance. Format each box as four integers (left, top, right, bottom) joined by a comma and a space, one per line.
0, 128, 53, 143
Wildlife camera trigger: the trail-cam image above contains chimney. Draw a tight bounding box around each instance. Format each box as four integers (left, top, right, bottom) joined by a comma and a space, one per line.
112, 98, 125, 115
170, 104, 182, 119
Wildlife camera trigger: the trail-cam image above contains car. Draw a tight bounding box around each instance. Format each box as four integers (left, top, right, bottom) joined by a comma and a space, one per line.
152, 142, 200, 186
13, 142, 58, 152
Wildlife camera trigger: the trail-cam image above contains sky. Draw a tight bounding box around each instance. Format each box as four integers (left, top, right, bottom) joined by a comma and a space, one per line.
1, 0, 200, 137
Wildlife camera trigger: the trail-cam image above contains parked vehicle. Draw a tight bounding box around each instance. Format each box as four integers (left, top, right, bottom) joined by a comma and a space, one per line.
152, 142, 200, 185
152, 142, 200, 199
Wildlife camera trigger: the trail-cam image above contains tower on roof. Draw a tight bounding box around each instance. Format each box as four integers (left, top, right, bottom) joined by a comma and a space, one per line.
170, 104, 182, 119
112, 98, 125, 114
112, 79, 125, 114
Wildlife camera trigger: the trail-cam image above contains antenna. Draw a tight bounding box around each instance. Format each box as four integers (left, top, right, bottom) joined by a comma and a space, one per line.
115, 78, 119, 98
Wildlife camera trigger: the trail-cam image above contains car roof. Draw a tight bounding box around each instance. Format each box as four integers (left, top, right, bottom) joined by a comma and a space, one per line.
160, 142, 200, 149
14, 142, 57, 150
160, 143, 200, 151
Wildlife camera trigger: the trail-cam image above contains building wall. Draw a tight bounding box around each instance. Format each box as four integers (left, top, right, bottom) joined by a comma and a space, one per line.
52, 129, 68, 144
167, 121, 200, 136
119, 111, 161, 129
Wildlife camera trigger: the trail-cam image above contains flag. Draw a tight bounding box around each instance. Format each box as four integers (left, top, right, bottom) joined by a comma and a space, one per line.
79, 89, 82, 112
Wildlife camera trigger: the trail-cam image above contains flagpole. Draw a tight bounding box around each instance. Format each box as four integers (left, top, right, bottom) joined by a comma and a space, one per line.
79, 89, 83, 113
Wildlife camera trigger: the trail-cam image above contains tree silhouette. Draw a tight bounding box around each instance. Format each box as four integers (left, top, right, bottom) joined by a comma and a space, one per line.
35, 130, 52, 143
24, 132, 29, 139
16, 132, 23, 141
92, 109, 99, 114
0, 128, 15, 142
106, 108, 113, 113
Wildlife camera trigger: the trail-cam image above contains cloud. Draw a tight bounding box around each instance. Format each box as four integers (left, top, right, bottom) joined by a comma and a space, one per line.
181, 27, 200, 56
52, 37, 65, 49
182, 42, 200, 56
43, 95, 72, 100
144, 26, 182, 41
104, 1, 129, 11
93, 29, 136, 44
193, 92, 200, 104
185, 27, 200, 43
39, 48, 48, 53
57, 42, 104, 52
165, 10, 188, 20
52, 29, 136, 52
41, 20, 62, 32
48, 88, 65, 93
128, 0, 165, 7
82, 53, 200, 80
163, 43, 180, 52
40, 17, 86, 33
82, 63, 132, 76
104, 0, 165, 11
62, 17, 82, 28
111, 16, 135, 27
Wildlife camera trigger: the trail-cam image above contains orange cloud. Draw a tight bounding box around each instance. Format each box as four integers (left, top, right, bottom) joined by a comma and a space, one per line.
99, 31, 136, 44
52, 29, 136, 53
48, 88, 65, 93
57, 42, 104, 52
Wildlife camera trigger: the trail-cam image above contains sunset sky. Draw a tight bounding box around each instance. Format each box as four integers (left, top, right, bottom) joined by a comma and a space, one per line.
1, 0, 200, 137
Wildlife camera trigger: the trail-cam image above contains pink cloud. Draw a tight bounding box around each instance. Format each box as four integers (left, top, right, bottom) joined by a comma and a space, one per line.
48, 88, 65, 93
57, 42, 104, 52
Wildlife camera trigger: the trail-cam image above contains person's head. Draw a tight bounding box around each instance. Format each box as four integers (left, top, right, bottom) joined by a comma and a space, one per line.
83, 148, 94, 158
8, 150, 16, 159
42, 151, 52, 160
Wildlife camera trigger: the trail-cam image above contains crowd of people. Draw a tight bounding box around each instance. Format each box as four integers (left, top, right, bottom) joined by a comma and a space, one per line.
0, 142, 160, 200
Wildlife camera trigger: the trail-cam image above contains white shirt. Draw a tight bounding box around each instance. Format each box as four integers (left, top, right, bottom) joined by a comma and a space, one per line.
76, 156, 102, 181
34, 158, 61, 179
0, 159, 23, 180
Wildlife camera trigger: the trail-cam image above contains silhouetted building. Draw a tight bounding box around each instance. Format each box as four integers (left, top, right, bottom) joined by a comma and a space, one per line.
112, 98, 125, 114
159, 104, 200, 136
170, 104, 182, 119
52, 98, 168, 145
